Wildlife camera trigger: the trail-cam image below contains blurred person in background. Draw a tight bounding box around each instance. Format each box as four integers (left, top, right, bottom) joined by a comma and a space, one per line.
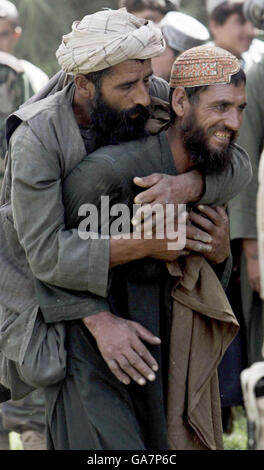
119, 0, 180, 22
151, 11, 209, 81
0, 0, 48, 451
0, 0, 48, 161
206, 0, 264, 70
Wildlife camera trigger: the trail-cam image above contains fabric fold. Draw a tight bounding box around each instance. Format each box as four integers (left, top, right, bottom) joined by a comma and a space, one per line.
167, 254, 239, 450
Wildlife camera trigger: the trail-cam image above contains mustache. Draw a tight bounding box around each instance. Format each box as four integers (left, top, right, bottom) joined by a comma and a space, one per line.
123, 104, 150, 120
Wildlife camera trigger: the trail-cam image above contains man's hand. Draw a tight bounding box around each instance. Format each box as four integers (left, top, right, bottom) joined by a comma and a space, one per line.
189, 205, 230, 264
133, 170, 203, 207
242, 239, 261, 293
83, 312, 161, 386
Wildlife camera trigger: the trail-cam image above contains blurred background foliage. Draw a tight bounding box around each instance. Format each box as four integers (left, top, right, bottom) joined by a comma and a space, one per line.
12, 0, 209, 77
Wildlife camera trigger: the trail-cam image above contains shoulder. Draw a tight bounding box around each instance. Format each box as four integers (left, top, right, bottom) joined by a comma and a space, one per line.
231, 142, 250, 158
86, 135, 159, 164
20, 60, 49, 93
6, 83, 74, 140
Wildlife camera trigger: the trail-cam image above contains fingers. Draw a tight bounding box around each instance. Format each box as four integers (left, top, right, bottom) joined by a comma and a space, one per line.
119, 348, 157, 386
106, 338, 159, 387
107, 359, 132, 386
133, 174, 163, 189
131, 203, 187, 233
186, 224, 212, 244
133, 321, 161, 346
185, 238, 212, 254
133, 174, 165, 205
189, 211, 214, 234
197, 205, 227, 226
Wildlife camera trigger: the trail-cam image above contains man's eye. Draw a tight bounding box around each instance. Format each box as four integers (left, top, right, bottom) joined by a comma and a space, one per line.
215, 104, 227, 112
120, 84, 132, 91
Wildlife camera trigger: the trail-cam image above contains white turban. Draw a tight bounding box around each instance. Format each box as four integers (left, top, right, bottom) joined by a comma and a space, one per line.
56, 8, 166, 75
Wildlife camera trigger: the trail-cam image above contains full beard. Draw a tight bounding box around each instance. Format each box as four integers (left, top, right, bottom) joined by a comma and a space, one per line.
181, 112, 238, 175
87, 89, 150, 148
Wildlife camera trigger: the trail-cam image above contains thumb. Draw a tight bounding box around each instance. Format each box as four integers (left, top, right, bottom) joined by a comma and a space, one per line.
133, 174, 163, 189
133, 322, 161, 345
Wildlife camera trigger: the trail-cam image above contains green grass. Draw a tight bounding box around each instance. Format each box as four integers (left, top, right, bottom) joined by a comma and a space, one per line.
9, 432, 23, 450
223, 406, 248, 450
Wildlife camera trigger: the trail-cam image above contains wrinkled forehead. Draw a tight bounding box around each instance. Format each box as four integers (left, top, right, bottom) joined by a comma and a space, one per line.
197, 81, 246, 103
104, 58, 152, 80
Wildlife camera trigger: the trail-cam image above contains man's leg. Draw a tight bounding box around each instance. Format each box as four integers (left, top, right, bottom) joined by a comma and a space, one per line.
45, 322, 146, 450
1, 390, 46, 450
0, 412, 9, 450
20, 430, 46, 451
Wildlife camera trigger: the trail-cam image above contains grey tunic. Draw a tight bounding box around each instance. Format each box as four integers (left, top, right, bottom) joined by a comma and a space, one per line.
42, 132, 250, 450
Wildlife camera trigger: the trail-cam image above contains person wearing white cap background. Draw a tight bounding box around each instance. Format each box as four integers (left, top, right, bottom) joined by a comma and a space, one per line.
206, 0, 264, 70
119, 0, 181, 23
151, 11, 210, 81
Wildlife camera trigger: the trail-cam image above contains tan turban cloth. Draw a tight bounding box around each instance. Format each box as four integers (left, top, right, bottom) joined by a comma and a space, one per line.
169, 45, 240, 88
56, 8, 166, 75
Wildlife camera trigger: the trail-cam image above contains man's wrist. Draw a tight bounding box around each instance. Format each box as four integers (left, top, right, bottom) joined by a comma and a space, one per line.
83, 311, 112, 336
242, 238, 258, 259
180, 170, 204, 203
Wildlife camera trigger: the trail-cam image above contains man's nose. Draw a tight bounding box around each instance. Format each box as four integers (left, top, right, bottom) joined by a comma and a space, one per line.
133, 82, 151, 108
224, 109, 241, 131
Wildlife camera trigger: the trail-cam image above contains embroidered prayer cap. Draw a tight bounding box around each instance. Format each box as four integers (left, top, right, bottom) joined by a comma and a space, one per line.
56, 7, 166, 75
159, 12, 209, 53
169, 45, 241, 88
206, 0, 245, 15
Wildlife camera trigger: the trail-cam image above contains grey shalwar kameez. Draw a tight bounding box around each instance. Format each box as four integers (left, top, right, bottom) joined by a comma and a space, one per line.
0, 81, 252, 449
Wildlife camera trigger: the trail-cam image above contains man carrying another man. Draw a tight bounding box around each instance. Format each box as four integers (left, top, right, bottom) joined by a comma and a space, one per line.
0, 9, 252, 449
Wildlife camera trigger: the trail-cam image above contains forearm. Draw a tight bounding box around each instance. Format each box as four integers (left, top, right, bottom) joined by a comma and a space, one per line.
242, 238, 258, 260
34, 278, 111, 323
172, 169, 204, 204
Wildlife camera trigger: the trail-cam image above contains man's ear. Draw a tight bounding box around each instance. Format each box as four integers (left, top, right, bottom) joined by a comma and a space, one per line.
171, 87, 190, 118
74, 74, 95, 99
14, 26, 22, 41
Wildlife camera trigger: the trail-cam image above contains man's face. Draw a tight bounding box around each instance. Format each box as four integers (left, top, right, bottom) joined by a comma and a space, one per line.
181, 82, 247, 174
152, 44, 176, 82
0, 18, 19, 54
210, 13, 255, 58
88, 59, 153, 146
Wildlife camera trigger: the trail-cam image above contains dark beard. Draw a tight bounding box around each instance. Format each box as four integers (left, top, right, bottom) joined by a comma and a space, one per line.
87, 89, 150, 148
181, 111, 238, 175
